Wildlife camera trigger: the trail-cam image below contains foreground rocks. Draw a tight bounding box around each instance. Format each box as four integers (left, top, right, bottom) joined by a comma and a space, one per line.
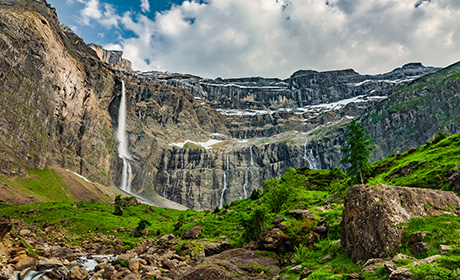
341, 184, 460, 262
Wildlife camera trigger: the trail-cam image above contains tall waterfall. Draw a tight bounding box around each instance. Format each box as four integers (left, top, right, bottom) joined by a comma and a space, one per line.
219, 154, 230, 208
243, 146, 254, 199
117, 80, 133, 193
303, 139, 320, 170
163, 155, 171, 197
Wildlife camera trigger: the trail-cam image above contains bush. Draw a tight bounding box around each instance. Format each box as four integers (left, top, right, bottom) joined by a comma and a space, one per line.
250, 189, 262, 200
433, 129, 447, 144
241, 205, 270, 241
113, 205, 123, 216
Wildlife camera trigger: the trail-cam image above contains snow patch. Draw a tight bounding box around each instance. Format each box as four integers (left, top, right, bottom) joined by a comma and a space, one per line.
66, 170, 91, 182
169, 139, 223, 149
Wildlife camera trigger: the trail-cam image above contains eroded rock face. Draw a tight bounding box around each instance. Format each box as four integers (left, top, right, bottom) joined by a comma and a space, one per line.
341, 184, 460, 262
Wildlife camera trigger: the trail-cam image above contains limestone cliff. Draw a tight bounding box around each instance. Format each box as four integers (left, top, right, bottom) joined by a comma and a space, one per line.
0, 0, 116, 183
89, 44, 132, 72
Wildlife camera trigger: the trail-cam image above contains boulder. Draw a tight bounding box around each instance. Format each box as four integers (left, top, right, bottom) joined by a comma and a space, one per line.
14, 255, 36, 271
410, 242, 428, 256
0, 216, 11, 239
439, 244, 452, 255
407, 231, 428, 243
69, 266, 89, 280
341, 184, 460, 262
182, 226, 202, 240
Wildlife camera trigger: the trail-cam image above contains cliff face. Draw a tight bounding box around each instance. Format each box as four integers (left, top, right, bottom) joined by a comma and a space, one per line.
89, 44, 133, 72
0, 0, 116, 183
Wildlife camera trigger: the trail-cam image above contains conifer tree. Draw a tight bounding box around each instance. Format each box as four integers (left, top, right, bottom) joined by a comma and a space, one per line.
340, 119, 375, 184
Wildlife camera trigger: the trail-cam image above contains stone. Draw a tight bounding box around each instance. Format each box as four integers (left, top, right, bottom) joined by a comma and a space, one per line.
0, 216, 11, 240
204, 242, 233, 257
291, 265, 302, 271
51, 247, 77, 261
341, 184, 460, 262
182, 226, 202, 239
128, 258, 140, 272
272, 216, 286, 225
162, 259, 177, 270
410, 242, 428, 256
314, 225, 328, 234
14, 255, 36, 271
18, 229, 32, 237
362, 258, 388, 272
287, 209, 315, 219
347, 273, 360, 279
389, 267, 412, 280
448, 168, 460, 193
407, 231, 428, 243
69, 266, 89, 280
261, 227, 284, 250
95, 263, 115, 279
37, 257, 64, 270
439, 244, 452, 255
158, 234, 175, 243
320, 255, 332, 262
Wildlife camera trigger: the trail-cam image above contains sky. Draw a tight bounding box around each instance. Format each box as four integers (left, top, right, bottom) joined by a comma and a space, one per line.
47, 0, 460, 79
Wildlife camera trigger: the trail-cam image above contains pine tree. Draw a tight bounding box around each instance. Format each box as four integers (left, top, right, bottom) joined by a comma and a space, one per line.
340, 119, 375, 184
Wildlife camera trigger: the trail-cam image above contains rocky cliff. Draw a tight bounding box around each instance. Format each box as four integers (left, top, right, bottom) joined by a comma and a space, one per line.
89, 44, 132, 72
0, 0, 116, 183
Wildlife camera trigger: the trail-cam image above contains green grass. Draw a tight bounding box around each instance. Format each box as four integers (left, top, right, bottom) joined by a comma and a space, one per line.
0, 166, 75, 202
367, 133, 460, 191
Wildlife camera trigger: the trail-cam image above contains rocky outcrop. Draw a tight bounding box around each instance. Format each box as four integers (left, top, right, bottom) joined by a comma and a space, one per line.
341, 184, 460, 262
89, 44, 132, 72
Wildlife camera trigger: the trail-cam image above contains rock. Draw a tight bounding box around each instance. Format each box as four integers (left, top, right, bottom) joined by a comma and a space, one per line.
410, 242, 428, 256
341, 184, 460, 262
128, 258, 140, 272
407, 231, 428, 243
182, 226, 202, 239
0, 216, 11, 240
69, 266, 89, 280
291, 265, 302, 271
204, 242, 234, 257
159, 234, 175, 243
162, 259, 177, 270
314, 225, 328, 234
37, 257, 64, 270
439, 244, 452, 255
320, 255, 332, 262
287, 209, 315, 219
411, 255, 441, 266
14, 255, 36, 271
18, 229, 32, 237
272, 216, 286, 225
389, 267, 412, 280
448, 168, 460, 192
95, 263, 115, 279
347, 273, 360, 279
392, 254, 415, 262
362, 258, 388, 272
177, 265, 236, 280
261, 227, 284, 250
51, 247, 77, 261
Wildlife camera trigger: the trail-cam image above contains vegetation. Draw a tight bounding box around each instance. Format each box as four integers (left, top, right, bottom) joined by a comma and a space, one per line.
2, 131, 460, 279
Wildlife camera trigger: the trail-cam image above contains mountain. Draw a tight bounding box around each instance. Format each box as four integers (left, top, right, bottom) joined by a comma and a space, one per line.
1, 0, 459, 210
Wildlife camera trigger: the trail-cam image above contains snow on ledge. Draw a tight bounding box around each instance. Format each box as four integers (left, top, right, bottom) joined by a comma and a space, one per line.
169, 139, 224, 150
66, 169, 91, 182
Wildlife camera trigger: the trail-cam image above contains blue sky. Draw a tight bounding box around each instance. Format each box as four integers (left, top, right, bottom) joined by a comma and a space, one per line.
47, 0, 460, 78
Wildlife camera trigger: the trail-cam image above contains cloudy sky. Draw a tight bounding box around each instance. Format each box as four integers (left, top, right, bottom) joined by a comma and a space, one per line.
47, 0, 460, 78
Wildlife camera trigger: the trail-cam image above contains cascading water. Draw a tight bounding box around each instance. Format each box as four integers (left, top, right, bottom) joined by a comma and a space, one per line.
219, 154, 230, 208
303, 139, 320, 170
163, 155, 171, 197
117, 80, 133, 193
242, 146, 254, 198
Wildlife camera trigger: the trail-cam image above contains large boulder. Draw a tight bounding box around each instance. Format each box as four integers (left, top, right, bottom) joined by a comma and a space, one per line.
341, 184, 460, 262
0, 216, 11, 239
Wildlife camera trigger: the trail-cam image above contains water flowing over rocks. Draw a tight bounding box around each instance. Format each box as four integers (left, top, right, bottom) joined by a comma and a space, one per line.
341, 184, 460, 262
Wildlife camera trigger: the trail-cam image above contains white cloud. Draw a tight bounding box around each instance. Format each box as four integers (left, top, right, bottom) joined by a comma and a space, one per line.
80, 0, 102, 25
78, 0, 460, 78
79, 0, 119, 27
141, 0, 150, 13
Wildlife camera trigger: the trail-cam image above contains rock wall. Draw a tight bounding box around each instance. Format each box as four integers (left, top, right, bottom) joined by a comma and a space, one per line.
89, 44, 133, 72
0, 0, 116, 183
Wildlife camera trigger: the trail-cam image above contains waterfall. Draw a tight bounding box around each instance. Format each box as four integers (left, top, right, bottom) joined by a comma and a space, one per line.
303, 139, 320, 170
117, 80, 133, 193
220, 154, 230, 208
243, 146, 254, 199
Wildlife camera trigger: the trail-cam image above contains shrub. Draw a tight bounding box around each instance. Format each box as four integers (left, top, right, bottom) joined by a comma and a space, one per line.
250, 189, 262, 200
113, 205, 123, 216
241, 205, 270, 241
410, 263, 460, 280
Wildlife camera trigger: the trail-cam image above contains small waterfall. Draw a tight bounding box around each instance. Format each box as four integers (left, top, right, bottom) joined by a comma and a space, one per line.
243, 146, 254, 198
117, 80, 133, 193
303, 139, 320, 170
220, 154, 230, 208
